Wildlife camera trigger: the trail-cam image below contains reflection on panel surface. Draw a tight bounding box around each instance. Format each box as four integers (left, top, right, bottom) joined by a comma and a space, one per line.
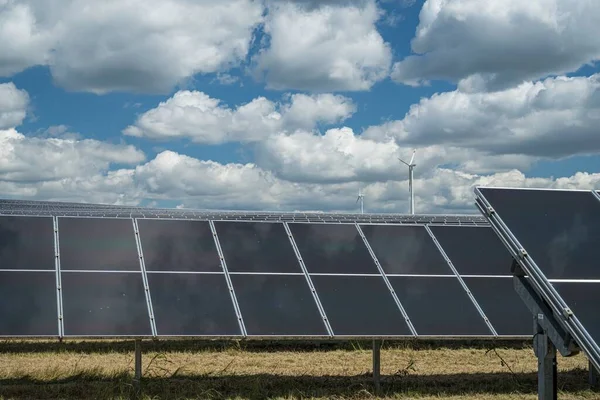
61, 272, 151, 336
552, 282, 600, 345
148, 273, 240, 336
137, 219, 221, 272
479, 188, 600, 279
462, 277, 531, 336
0, 216, 55, 270
311, 275, 411, 336
429, 226, 512, 276
389, 276, 491, 336
230, 274, 327, 336
215, 222, 300, 273
58, 218, 140, 271
0, 272, 57, 335
360, 225, 451, 275
289, 223, 377, 274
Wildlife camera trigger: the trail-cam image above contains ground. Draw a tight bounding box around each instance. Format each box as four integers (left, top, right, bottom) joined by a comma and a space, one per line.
0, 340, 598, 399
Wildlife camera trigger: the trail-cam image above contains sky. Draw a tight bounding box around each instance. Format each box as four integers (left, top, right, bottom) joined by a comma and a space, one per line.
1, 0, 600, 214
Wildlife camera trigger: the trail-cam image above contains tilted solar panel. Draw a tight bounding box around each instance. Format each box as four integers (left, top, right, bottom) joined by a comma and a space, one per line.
0, 199, 530, 339
428, 225, 531, 336
137, 219, 242, 336
0, 216, 58, 336
475, 187, 600, 372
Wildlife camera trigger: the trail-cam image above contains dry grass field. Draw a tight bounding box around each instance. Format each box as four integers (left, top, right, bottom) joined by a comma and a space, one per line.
0, 339, 598, 400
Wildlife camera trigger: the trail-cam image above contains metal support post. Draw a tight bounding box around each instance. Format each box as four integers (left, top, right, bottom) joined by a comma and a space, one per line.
134, 340, 142, 392
373, 339, 381, 395
590, 359, 599, 389
534, 322, 557, 400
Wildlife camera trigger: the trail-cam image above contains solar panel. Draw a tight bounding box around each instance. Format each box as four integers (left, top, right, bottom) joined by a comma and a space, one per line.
137, 219, 222, 272
461, 277, 531, 336
427, 225, 531, 335
428, 226, 512, 276
58, 217, 141, 271
475, 187, 600, 374
288, 223, 378, 274
0, 216, 55, 270
310, 275, 412, 336
0, 198, 533, 339
137, 219, 242, 336
230, 274, 328, 336
0, 271, 58, 336
147, 273, 241, 336
61, 272, 152, 336
214, 221, 302, 273
388, 276, 492, 336
552, 282, 600, 342
475, 188, 600, 280
360, 224, 453, 275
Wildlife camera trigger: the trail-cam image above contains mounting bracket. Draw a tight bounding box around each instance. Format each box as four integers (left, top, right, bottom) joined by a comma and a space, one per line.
513, 275, 579, 357
512, 270, 581, 400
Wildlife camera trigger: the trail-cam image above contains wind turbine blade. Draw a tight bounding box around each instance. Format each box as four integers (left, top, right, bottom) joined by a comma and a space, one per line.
356, 196, 360, 203
409, 149, 415, 165
398, 157, 410, 167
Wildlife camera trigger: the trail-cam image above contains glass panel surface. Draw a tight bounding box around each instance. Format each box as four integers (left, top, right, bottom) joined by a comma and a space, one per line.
230, 274, 327, 336
552, 282, 600, 345
61, 272, 151, 336
360, 225, 452, 275
148, 273, 241, 336
462, 277, 531, 336
388, 276, 492, 336
310, 275, 411, 336
58, 218, 140, 271
0, 216, 55, 270
429, 226, 513, 276
0, 271, 57, 336
479, 188, 600, 279
215, 222, 301, 273
137, 219, 221, 272
288, 223, 378, 274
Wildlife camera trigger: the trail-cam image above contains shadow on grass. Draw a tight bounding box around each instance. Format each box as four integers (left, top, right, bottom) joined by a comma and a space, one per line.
0, 338, 532, 355
0, 369, 592, 400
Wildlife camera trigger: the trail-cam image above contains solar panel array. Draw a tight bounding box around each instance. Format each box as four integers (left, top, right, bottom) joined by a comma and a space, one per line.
475, 187, 600, 372
0, 199, 530, 339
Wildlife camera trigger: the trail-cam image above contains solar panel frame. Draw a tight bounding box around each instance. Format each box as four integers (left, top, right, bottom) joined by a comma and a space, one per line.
55, 215, 155, 338
0, 198, 533, 340
474, 186, 600, 372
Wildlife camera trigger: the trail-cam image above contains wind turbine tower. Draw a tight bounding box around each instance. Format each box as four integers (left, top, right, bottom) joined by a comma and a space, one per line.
356, 189, 365, 214
398, 150, 416, 215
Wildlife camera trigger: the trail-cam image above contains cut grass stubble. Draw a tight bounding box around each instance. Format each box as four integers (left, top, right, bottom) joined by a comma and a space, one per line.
0, 340, 597, 399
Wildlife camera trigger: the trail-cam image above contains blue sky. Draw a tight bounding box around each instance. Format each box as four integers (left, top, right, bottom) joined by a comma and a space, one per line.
1, 0, 600, 213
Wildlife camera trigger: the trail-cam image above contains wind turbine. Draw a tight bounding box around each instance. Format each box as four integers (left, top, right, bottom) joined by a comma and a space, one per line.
398, 150, 416, 215
356, 189, 365, 214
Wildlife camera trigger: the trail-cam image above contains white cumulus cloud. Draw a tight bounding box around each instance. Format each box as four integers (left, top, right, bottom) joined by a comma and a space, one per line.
0, 82, 29, 129
0, 128, 145, 183
365, 73, 600, 159
252, 0, 392, 91
0, 0, 263, 94
392, 0, 600, 91
124, 91, 356, 144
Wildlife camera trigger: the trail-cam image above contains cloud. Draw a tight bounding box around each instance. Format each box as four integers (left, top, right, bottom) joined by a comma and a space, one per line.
252, 0, 392, 91
255, 127, 432, 183
124, 91, 356, 144
0, 128, 145, 183
0, 1, 54, 76
365, 73, 600, 159
0, 83, 29, 129
0, 0, 263, 94
2, 132, 598, 213
391, 0, 600, 91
